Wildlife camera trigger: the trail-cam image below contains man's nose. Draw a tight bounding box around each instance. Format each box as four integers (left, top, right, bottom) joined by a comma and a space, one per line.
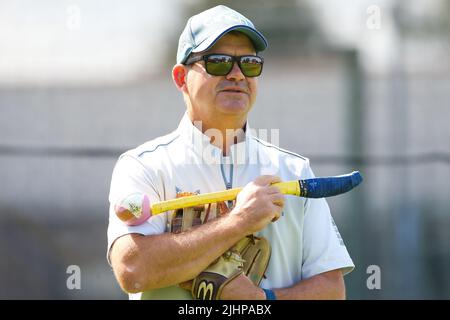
225, 61, 245, 81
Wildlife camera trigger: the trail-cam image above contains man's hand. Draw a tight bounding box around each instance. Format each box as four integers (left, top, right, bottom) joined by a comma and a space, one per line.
220, 274, 266, 300
231, 175, 285, 234
177, 271, 265, 300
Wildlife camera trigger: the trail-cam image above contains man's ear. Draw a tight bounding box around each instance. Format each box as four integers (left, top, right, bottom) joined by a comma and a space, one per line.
172, 64, 188, 92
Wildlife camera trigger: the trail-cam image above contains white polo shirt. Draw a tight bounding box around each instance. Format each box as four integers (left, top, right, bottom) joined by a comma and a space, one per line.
107, 112, 354, 300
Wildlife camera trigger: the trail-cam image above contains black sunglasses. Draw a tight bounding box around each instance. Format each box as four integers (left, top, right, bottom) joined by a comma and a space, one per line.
184, 54, 264, 77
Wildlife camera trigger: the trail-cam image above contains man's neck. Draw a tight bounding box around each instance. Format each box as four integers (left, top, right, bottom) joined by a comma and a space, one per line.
189, 114, 247, 156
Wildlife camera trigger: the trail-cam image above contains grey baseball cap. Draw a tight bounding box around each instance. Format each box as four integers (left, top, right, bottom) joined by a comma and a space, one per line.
176, 5, 268, 64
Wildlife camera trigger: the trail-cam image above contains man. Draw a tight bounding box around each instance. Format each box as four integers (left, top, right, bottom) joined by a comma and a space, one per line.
107, 5, 354, 300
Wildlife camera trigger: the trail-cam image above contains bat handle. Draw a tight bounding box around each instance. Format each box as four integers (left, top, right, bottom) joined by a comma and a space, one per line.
299, 171, 363, 198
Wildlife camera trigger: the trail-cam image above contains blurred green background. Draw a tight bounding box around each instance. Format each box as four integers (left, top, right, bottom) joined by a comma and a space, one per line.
0, 0, 449, 299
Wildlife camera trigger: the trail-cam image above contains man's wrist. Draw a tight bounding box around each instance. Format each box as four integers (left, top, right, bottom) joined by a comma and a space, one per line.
254, 287, 266, 300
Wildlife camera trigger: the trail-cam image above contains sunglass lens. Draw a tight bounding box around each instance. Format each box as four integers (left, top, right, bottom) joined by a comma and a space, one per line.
240, 57, 263, 77
206, 55, 233, 76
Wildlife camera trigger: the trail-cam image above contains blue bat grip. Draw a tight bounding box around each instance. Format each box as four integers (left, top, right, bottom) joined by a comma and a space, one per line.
299, 171, 363, 198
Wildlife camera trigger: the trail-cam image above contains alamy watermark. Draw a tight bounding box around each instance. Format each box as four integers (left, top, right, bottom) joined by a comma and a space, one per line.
181, 121, 280, 167
66, 265, 81, 290
366, 265, 381, 290
366, 5, 381, 30
66, 5, 82, 31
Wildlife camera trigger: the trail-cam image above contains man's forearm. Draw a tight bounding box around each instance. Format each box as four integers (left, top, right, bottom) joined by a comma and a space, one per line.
111, 213, 247, 293
272, 269, 346, 300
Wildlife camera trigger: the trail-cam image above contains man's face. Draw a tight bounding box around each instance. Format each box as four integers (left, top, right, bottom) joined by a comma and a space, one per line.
184, 33, 259, 126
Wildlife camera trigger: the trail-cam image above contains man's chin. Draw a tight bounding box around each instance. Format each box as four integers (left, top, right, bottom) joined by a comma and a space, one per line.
216, 102, 250, 115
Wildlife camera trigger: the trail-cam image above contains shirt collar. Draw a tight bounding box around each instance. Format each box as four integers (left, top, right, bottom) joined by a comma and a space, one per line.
177, 112, 254, 165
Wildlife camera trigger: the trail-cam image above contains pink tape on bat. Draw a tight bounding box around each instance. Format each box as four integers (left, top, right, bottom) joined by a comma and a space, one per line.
114, 193, 152, 226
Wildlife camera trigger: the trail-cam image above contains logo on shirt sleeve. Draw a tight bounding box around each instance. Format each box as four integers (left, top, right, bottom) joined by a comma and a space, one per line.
331, 217, 345, 246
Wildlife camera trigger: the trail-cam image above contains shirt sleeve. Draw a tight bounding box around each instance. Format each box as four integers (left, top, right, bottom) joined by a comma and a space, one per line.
106, 154, 167, 265
301, 162, 355, 279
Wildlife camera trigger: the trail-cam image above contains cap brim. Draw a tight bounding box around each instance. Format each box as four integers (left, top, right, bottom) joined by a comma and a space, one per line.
191, 25, 268, 55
